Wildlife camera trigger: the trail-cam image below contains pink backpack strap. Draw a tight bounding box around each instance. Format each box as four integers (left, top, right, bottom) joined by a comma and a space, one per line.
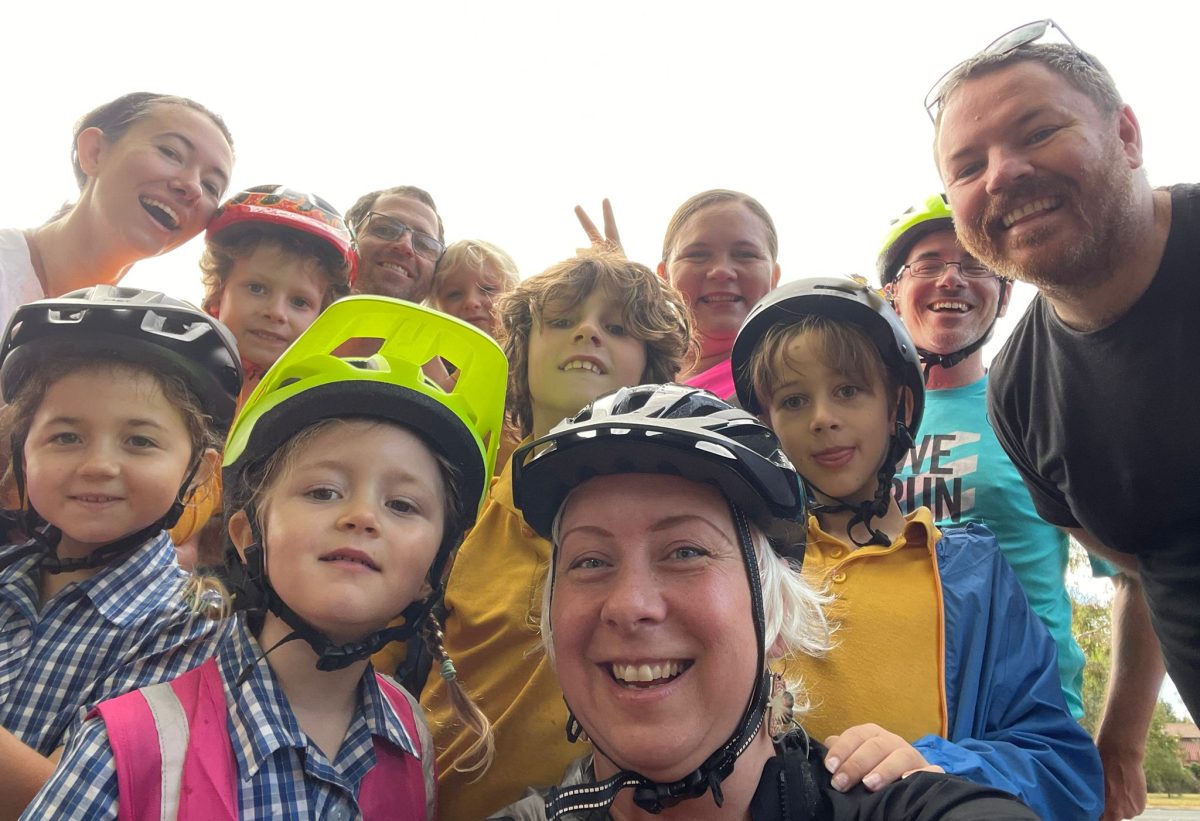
94, 660, 238, 821
357, 673, 436, 820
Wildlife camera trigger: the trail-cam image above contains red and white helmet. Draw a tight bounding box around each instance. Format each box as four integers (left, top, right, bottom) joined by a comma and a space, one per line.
208, 184, 358, 284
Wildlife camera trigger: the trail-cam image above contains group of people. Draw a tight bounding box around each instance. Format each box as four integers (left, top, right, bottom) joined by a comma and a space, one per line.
0, 19, 1196, 821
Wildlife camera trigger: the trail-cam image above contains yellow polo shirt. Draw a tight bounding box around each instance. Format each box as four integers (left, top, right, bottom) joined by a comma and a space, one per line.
779, 509, 948, 744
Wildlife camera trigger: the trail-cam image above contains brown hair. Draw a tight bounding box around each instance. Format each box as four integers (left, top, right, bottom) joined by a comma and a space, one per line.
661, 189, 779, 265
497, 249, 694, 438
345, 185, 444, 243
199, 223, 353, 315
935, 44, 1122, 133
746, 315, 899, 412
71, 92, 234, 191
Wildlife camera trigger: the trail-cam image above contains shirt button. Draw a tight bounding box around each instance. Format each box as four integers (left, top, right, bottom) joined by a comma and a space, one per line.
832, 572, 847, 584
10, 628, 32, 647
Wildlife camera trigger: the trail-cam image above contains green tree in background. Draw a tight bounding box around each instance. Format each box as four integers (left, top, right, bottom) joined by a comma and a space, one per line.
1070, 544, 1199, 793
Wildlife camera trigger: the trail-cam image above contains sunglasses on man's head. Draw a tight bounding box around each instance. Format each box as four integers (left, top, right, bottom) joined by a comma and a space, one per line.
923, 19, 1096, 122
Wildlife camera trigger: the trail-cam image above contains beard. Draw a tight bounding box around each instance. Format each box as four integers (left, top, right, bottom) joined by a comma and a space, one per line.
955, 141, 1138, 298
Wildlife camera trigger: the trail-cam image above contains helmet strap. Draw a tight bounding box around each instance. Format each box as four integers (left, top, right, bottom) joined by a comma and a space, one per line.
546, 504, 769, 818
916, 281, 1008, 383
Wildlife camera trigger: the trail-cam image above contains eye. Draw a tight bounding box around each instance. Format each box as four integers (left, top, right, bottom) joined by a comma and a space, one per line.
1028, 126, 1059, 144
50, 431, 82, 445
443, 290, 463, 301
669, 543, 709, 560
157, 145, 181, 162
127, 434, 158, 449
733, 249, 764, 260
779, 394, 808, 411
305, 486, 339, 502
247, 282, 267, 296
605, 323, 627, 336
835, 384, 861, 400
202, 179, 221, 197
952, 160, 985, 182
566, 554, 608, 571
480, 283, 499, 294
290, 296, 312, 310
386, 498, 417, 515
546, 316, 573, 329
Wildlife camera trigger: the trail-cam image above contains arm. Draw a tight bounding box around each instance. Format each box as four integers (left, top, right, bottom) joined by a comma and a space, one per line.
913, 534, 1104, 821
0, 727, 56, 821
18, 716, 118, 820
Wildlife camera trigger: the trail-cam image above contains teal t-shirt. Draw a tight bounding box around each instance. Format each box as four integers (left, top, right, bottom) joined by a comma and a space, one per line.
892, 374, 1108, 720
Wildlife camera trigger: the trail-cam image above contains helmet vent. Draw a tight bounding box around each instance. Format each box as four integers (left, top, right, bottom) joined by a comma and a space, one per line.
331, 337, 384, 357
695, 440, 737, 461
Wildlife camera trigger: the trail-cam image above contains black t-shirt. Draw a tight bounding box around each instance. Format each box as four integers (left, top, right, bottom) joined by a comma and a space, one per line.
987, 183, 1200, 556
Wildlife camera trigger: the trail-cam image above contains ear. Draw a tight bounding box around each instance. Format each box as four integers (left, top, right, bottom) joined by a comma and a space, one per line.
883, 280, 900, 313
892, 385, 917, 431
769, 262, 782, 290
189, 448, 220, 493
997, 279, 1013, 318
1117, 104, 1144, 171
767, 633, 788, 659
227, 509, 254, 561
75, 126, 107, 180
656, 260, 669, 282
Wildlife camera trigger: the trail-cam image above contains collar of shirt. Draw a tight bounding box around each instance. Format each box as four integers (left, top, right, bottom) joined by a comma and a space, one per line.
0, 531, 186, 628
218, 619, 419, 783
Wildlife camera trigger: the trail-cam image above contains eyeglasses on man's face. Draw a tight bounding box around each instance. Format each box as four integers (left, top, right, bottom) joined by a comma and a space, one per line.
358, 212, 445, 261
902, 259, 997, 279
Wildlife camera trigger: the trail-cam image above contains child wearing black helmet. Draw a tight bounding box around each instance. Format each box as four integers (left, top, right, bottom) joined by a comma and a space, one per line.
0, 286, 240, 815
25, 297, 503, 819
730, 277, 1103, 821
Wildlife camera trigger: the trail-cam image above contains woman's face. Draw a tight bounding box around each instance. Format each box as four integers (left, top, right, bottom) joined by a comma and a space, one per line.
79, 103, 233, 259
551, 473, 759, 782
663, 201, 779, 360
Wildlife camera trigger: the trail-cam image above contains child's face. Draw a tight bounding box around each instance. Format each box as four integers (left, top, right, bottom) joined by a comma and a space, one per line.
237, 420, 445, 644
527, 287, 647, 436
217, 243, 326, 370
663, 202, 779, 357
434, 263, 506, 337
23, 368, 195, 555
761, 333, 896, 506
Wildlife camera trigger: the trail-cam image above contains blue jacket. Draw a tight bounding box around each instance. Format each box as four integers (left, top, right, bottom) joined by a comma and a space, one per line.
912, 523, 1103, 821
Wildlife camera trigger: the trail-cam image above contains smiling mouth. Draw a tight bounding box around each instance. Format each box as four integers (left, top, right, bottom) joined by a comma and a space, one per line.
72, 494, 123, 503
561, 360, 605, 375
319, 552, 381, 571
250, 329, 289, 343
140, 197, 181, 230
929, 301, 971, 313
378, 261, 415, 280
699, 294, 741, 304
608, 660, 692, 688
1001, 197, 1061, 229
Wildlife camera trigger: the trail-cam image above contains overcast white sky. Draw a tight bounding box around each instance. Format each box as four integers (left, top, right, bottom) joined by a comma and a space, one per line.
3, 1, 1193, 716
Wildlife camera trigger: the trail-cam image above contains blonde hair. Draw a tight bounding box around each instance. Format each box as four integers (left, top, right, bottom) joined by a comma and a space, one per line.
661, 189, 779, 265
431, 239, 520, 305
496, 249, 694, 438
746, 315, 898, 413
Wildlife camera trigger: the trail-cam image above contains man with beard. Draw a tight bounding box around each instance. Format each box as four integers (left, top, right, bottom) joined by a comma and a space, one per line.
931, 29, 1195, 821
346, 185, 445, 302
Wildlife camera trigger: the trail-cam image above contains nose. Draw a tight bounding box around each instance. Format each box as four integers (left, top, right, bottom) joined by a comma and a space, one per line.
573, 314, 603, 345
261, 293, 288, 322
169, 165, 203, 203
935, 263, 969, 287
337, 499, 380, 536
706, 254, 737, 282
809, 395, 842, 434
599, 562, 667, 630
79, 443, 120, 479
984, 146, 1034, 195
390, 229, 417, 257
464, 287, 486, 312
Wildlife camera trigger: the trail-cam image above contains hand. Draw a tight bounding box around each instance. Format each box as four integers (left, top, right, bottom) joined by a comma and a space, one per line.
575, 198, 623, 255
1097, 740, 1148, 820
823, 723, 944, 792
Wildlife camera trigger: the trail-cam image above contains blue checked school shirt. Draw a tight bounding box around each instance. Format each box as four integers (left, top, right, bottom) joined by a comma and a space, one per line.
23, 618, 432, 820
0, 531, 227, 754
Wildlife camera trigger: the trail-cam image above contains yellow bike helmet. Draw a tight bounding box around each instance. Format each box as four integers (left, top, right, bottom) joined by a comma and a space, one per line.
223, 295, 507, 670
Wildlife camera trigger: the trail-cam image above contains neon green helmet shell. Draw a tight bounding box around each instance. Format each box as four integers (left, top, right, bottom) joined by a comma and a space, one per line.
876, 193, 954, 287
223, 295, 507, 530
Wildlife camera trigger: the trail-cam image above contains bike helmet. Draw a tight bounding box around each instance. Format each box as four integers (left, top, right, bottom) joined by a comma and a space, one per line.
0, 285, 242, 571
876, 193, 1009, 378
731, 277, 923, 546
223, 295, 507, 670
208, 184, 358, 285
512, 383, 808, 816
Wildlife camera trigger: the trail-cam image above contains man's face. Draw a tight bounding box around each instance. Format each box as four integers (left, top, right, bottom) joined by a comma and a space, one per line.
935, 60, 1142, 293
890, 229, 1007, 356
353, 193, 441, 302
